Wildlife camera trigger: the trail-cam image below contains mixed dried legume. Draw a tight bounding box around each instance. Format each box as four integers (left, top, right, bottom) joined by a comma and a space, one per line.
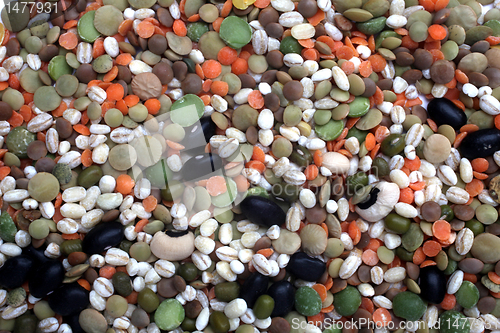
1, 0, 500, 332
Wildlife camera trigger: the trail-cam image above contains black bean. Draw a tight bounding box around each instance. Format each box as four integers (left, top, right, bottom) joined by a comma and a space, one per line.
418, 266, 447, 304
0, 255, 33, 289
28, 260, 65, 298
239, 272, 268, 307
267, 280, 295, 317
48, 283, 90, 316
427, 97, 467, 130
239, 196, 286, 228
81, 221, 124, 255
460, 128, 500, 159
287, 252, 326, 282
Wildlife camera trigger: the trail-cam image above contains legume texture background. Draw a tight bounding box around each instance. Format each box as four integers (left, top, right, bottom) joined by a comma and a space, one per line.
0, 0, 500, 333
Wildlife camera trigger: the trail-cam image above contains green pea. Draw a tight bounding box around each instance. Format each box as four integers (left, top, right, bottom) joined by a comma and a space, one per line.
112, 271, 132, 297
119, 240, 133, 253
393, 291, 427, 321
357, 16, 387, 35
5, 127, 35, 158
272, 183, 300, 202
371, 157, 390, 177
465, 219, 484, 236
253, 295, 275, 319
333, 286, 361, 317
181, 317, 197, 331
280, 36, 303, 55
439, 311, 470, 333
455, 281, 479, 309
346, 127, 367, 144
178, 262, 199, 281
315, 119, 344, 141
396, 247, 414, 262
385, 213, 411, 234
210, 311, 230, 333
214, 282, 240, 302
0, 212, 17, 243
155, 299, 185, 331
246, 186, 270, 199
14, 313, 37, 333
295, 286, 322, 316
78, 165, 103, 188
402, 223, 424, 252
348, 97, 370, 118
440, 205, 454, 222
137, 288, 160, 313
187, 22, 209, 42
289, 145, 312, 168
346, 172, 368, 195
381, 134, 405, 156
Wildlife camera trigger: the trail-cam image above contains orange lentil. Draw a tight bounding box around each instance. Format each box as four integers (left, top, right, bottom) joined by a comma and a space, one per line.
465, 178, 484, 197
115, 174, 135, 195
471, 158, 489, 172
453, 131, 468, 148
99, 266, 116, 279
77, 279, 91, 291
134, 219, 150, 232
144, 98, 161, 115
432, 220, 451, 242
373, 308, 392, 327
440, 293, 456, 311
247, 90, 265, 109
210, 81, 229, 96
251, 146, 266, 163
312, 284, 327, 302
137, 20, 155, 38
361, 249, 379, 266
172, 19, 187, 36
413, 247, 426, 265
217, 46, 238, 65
256, 248, 274, 258
422, 240, 442, 257
368, 54, 386, 72
231, 58, 248, 75
304, 164, 319, 181
142, 195, 158, 213
359, 61, 373, 77
306, 8, 325, 26
399, 187, 414, 204
124, 95, 140, 107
